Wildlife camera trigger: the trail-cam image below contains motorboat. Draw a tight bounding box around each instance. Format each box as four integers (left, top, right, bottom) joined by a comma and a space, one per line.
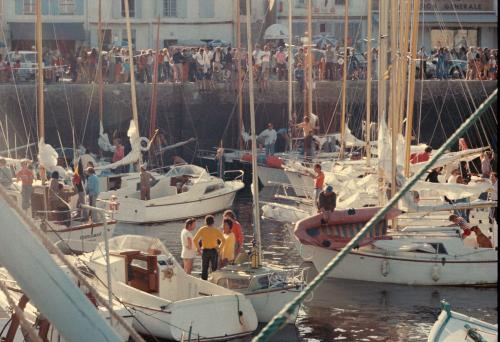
427, 300, 497, 342
98, 164, 244, 223
209, 262, 306, 323
295, 208, 498, 285
76, 235, 258, 341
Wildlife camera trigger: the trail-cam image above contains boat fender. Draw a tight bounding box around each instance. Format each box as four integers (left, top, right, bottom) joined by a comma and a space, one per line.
381, 260, 389, 277
109, 195, 119, 211
431, 265, 440, 282
441, 257, 446, 266
347, 208, 356, 215
464, 323, 488, 342
139, 137, 150, 152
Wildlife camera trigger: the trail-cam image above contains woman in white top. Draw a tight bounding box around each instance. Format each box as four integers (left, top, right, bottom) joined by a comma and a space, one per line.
181, 218, 197, 274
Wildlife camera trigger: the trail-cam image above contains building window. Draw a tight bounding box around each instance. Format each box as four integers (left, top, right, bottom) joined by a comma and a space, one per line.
121, 0, 135, 18
430, 28, 478, 49
59, 0, 75, 14
335, 0, 345, 5
296, 0, 306, 8
23, 0, 35, 14
320, 23, 326, 33
163, 0, 177, 17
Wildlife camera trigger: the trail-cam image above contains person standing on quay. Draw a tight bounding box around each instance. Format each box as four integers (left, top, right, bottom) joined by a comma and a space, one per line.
16, 161, 34, 212
181, 218, 197, 274
193, 215, 225, 280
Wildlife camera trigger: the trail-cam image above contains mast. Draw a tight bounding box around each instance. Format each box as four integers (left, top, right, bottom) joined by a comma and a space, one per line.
287, 0, 293, 151
236, 0, 243, 150
365, 0, 372, 166
245, 0, 262, 265
124, 0, 140, 165
389, 0, 398, 207
377, 0, 389, 206
35, 0, 44, 141
404, 0, 421, 176
306, 0, 313, 118
150, 15, 160, 137
97, 0, 103, 124
339, 0, 349, 159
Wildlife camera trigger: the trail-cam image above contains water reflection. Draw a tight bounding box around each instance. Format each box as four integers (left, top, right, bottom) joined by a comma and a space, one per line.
116, 190, 497, 341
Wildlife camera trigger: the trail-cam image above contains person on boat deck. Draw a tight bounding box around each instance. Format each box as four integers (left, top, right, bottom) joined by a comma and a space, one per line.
296, 116, 314, 159
425, 167, 442, 183
0, 158, 13, 188
111, 138, 125, 173
312, 163, 325, 207
219, 219, 236, 267
85, 167, 100, 222
223, 210, 244, 255
448, 214, 472, 238
318, 185, 337, 217
410, 146, 432, 164
447, 168, 460, 184
139, 165, 155, 200
16, 161, 34, 212
181, 218, 197, 275
480, 151, 493, 179
489, 172, 498, 225
72, 172, 86, 220
258, 123, 277, 156
48, 171, 62, 211
193, 215, 226, 280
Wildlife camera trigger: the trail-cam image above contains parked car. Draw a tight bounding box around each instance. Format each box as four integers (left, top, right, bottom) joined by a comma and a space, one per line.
6, 51, 39, 81
416, 57, 467, 79
207, 39, 230, 48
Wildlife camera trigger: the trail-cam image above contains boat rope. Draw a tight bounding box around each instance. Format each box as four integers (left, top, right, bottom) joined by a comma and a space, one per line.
0, 279, 43, 342
0, 186, 147, 342
252, 89, 497, 341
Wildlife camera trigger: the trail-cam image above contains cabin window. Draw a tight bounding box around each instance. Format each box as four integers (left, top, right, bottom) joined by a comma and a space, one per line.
217, 278, 250, 290
204, 184, 223, 194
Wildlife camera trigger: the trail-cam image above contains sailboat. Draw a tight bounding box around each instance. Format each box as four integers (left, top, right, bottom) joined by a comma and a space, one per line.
207, 0, 306, 324
3, 0, 116, 253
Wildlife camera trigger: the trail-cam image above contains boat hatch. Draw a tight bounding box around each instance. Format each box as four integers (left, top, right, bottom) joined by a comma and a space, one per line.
123, 251, 159, 293
216, 277, 251, 290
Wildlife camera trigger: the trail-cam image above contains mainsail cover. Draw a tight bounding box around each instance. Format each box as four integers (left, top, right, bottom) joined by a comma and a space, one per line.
95, 120, 140, 171
38, 139, 67, 177
97, 122, 115, 152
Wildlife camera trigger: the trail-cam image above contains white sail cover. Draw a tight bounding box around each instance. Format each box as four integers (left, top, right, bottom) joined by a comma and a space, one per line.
97, 122, 115, 153
410, 147, 486, 173
412, 179, 492, 200
95, 120, 140, 171
37, 139, 67, 178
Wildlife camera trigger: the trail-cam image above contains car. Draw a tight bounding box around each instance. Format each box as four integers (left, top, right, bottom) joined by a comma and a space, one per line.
6, 50, 39, 81
207, 39, 230, 48
415, 57, 467, 79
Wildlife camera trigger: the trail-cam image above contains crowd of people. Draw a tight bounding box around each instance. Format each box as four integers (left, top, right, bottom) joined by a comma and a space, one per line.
180, 210, 245, 279
0, 42, 496, 86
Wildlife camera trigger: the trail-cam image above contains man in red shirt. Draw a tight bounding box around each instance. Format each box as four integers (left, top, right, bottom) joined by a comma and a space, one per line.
16, 161, 34, 211
410, 146, 432, 164
223, 209, 244, 255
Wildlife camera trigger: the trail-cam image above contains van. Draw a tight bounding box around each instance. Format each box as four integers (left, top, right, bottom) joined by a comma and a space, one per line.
6, 51, 39, 81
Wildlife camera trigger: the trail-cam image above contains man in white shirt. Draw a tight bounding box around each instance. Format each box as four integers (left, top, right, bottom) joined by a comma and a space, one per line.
258, 123, 277, 156
252, 44, 264, 80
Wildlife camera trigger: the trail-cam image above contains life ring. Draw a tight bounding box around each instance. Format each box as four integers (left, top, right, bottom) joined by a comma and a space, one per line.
139, 137, 150, 152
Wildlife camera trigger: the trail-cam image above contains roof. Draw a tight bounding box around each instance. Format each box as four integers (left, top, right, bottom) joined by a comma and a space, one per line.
10, 23, 85, 40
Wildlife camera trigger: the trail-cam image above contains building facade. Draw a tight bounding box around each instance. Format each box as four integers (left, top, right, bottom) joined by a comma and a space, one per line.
87, 0, 237, 50
4, 0, 87, 53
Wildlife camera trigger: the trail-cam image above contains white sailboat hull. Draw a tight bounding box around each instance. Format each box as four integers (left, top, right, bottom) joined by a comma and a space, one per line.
112, 184, 241, 223
257, 165, 289, 187
247, 288, 301, 323
305, 245, 497, 285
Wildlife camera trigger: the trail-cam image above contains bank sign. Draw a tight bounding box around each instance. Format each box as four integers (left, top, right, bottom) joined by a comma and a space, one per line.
422, 0, 494, 11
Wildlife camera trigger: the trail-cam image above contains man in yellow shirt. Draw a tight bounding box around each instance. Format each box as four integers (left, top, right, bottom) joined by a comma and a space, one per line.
219, 219, 236, 267
193, 215, 226, 280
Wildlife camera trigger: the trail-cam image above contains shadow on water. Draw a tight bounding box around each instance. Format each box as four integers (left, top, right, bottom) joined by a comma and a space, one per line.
116, 190, 497, 342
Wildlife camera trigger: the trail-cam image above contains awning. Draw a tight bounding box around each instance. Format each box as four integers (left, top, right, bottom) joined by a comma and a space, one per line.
10, 23, 85, 40
264, 23, 289, 40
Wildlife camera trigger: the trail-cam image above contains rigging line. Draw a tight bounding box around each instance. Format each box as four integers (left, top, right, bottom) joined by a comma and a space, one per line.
417, 0, 425, 144
0, 280, 44, 342
80, 83, 97, 147
253, 89, 497, 342
425, 82, 449, 146
0, 26, 33, 152
429, 4, 490, 147
454, 78, 486, 148
448, 84, 477, 146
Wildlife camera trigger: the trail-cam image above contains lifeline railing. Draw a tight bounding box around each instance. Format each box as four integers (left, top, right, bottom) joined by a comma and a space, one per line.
252, 89, 498, 341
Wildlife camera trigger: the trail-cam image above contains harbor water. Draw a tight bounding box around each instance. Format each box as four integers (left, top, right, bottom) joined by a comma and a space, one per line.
116, 188, 497, 342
